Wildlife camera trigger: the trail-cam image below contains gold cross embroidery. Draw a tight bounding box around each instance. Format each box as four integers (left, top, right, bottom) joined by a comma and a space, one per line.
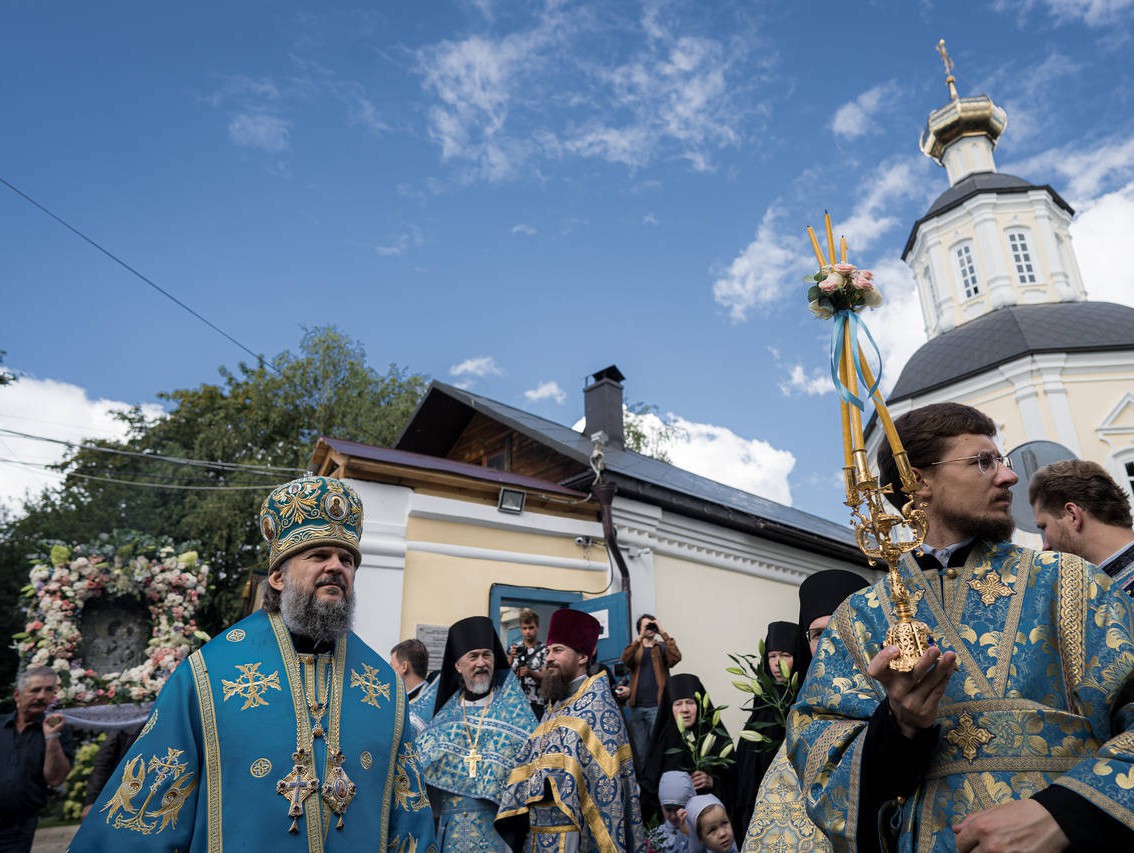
945, 712, 994, 761
968, 571, 1013, 606
222, 662, 283, 710
349, 662, 391, 708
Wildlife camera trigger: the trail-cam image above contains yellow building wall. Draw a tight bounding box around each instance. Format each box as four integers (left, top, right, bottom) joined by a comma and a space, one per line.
650, 551, 804, 739
399, 515, 614, 637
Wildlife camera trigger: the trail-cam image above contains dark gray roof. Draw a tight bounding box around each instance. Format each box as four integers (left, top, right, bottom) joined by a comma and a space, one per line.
889, 301, 1134, 402
902, 172, 1073, 260
398, 381, 860, 559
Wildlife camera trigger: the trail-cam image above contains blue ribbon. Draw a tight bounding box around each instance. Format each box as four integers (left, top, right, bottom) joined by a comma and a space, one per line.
829, 309, 882, 410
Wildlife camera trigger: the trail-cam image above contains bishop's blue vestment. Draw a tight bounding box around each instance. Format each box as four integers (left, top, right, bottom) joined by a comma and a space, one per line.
70, 610, 437, 853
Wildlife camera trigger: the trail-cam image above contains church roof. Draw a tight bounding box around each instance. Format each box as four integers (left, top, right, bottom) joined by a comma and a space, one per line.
902, 172, 1073, 260
888, 301, 1134, 402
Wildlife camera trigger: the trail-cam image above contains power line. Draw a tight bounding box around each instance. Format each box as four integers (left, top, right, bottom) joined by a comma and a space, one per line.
0, 458, 280, 492
0, 426, 303, 475
0, 174, 279, 374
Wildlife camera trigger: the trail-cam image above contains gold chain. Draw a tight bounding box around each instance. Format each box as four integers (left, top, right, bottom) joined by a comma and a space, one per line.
459, 690, 494, 777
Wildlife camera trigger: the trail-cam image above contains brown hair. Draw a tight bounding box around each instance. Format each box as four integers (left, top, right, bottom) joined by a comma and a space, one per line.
519, 608, 539, 626
1029, 459, 1133, 527
390, 639, 429, 678
877, 403, 996, 509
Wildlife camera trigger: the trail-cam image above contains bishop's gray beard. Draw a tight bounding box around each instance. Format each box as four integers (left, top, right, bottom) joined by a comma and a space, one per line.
540, 667, 575, 704
280, 580, 354, 645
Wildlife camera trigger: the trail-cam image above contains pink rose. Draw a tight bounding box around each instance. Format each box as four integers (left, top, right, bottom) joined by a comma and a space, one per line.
833, 262, 856, 275
819, 272, 844, 292
851, 272, 874, 290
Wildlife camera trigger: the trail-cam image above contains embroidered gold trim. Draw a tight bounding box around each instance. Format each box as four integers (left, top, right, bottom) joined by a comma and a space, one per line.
379, 667, 407, 853
139, 709, 158, 739
515, 713, 634, 782
360, 751, 373, 770
190, 650, 222, 853
968, 570, 1013, 606
225, 629, 246, 642
1057, 553, 1088, 708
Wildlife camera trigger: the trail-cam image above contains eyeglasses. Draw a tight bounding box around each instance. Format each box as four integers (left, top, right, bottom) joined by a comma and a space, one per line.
930, 451, 1013, 476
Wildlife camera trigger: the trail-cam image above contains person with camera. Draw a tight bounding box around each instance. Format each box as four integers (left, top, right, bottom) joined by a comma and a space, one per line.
620, 613, 681, 768
507, 608, 547, 719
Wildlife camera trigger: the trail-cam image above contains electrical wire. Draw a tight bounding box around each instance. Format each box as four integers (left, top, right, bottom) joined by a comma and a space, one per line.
0, 457, 278, 491
0, 174, 278, 374
0, 426, 303, 475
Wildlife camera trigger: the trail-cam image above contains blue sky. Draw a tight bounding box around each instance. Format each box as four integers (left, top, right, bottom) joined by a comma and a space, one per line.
3, 0, 1134, 524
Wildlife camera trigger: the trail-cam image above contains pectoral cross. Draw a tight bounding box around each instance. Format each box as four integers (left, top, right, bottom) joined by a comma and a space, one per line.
277, 765, 319, 833
463, 746, 482, 778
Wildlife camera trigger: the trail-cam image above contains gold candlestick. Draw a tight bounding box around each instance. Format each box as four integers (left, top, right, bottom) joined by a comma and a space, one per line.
806, 214, 931, 671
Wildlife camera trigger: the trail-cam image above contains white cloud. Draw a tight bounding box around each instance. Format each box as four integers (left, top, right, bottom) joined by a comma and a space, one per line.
1070, 180, 1134, 307
994, 0, 1134, 27
830, 81, 900, 140
711, 207, 809, 321
450, 356, 503, 380
854, 256, 927, 394
576, 407, 796, 505
778, 364, 834, 397
511, 224, 537, 236
228, 113, 291, 152
838, 157, 929, 250
207, 75, 281, 108
375, 227, 424, 257
523, 380, 566, 404
0, 377, 164, 513
1006, 136, 1134, 202
643, 212, 660, 226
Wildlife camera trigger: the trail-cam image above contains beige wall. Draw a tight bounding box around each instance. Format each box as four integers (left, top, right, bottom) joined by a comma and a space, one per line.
649, 551, 806, 739
400, 515, 614, 637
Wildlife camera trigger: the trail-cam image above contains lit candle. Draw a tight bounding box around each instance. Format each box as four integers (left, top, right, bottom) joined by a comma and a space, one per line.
807, 226, 827, 268
825, 211, 837, 266
840, 235, 848, 265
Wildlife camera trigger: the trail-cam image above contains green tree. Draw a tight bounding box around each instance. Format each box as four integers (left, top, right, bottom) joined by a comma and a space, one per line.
0, 327, 427, 695
623, 402, 686, 464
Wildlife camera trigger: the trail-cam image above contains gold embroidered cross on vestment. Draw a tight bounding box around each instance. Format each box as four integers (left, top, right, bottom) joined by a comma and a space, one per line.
968, 570, 1013, 606
350, 662, 391, 708
945, 712, 994, 761
221, 662, 282, 710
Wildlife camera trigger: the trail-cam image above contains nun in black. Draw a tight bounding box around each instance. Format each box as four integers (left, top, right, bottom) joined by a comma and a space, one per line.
639, 673, 736, 827
729, 620, 799, 836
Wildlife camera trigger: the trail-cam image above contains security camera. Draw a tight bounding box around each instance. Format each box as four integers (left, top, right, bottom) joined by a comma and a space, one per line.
574, 536, 592, 547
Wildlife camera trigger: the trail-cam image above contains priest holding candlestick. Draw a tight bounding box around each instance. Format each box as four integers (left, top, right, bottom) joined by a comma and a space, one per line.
787, 217, 1134, 851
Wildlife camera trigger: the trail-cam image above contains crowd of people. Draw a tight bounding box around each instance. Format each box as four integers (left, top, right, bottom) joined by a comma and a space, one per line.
6, 400, 1134, 852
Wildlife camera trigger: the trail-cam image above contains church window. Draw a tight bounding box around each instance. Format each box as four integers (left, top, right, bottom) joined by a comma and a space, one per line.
955, 243, 979, 299
1008, 231, 1036, 284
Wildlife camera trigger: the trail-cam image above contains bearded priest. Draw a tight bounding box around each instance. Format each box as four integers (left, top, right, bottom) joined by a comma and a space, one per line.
495, 608, 646, 852
71, 476, 437, 853
414, 616, 537, 851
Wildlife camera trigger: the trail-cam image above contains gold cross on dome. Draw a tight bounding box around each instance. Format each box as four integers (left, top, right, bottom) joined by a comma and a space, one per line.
222, 662, 282, 710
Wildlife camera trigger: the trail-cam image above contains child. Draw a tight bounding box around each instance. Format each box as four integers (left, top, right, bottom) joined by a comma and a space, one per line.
684, 794, 737, 853
656, 770, 695, 852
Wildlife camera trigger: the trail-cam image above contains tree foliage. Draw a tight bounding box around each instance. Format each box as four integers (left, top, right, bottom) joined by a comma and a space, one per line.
0, 327, 427, 696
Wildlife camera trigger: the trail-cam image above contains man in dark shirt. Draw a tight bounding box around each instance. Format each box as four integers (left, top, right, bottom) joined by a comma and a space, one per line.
0, 666, 74, 853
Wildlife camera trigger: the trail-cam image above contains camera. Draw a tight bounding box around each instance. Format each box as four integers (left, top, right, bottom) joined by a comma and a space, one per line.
646, 621, 659, 633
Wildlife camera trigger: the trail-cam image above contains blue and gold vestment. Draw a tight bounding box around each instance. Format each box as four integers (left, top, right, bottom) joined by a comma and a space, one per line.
789, 542, 1134, 851
742, 743, 830, 853
495, 672, 646, 852
414, 671, 536, 850
70, 610, 437, 853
